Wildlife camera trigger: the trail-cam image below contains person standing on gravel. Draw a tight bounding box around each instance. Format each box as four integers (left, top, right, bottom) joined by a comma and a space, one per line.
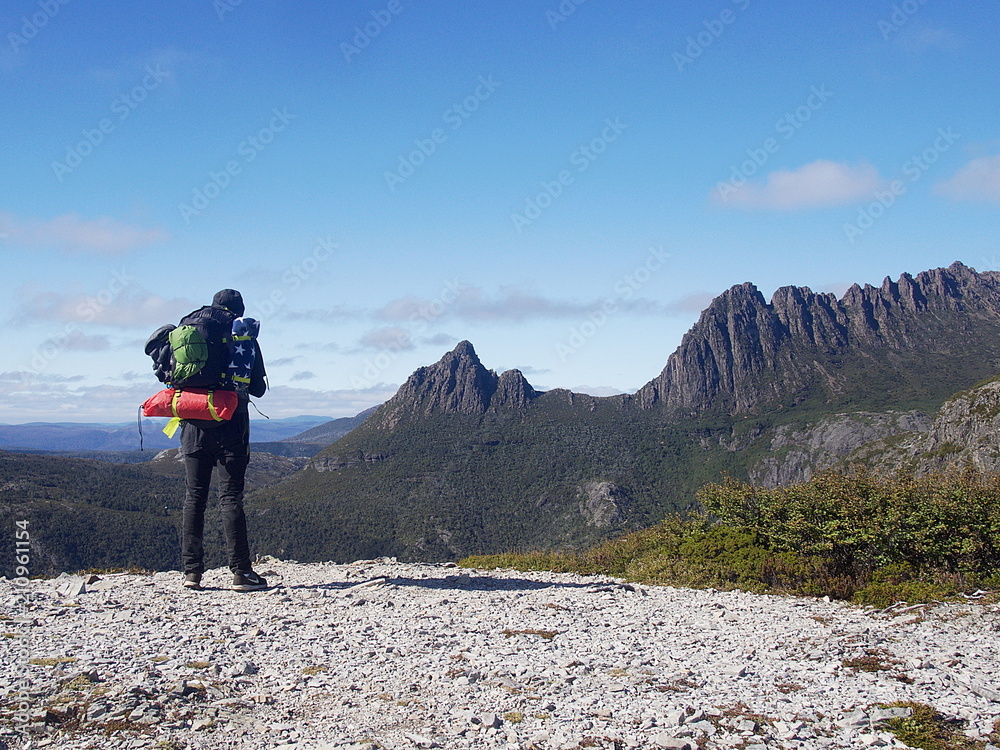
177, 289, 269, 592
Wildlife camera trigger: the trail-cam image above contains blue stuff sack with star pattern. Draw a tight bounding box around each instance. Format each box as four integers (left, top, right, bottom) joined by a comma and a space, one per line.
228, 317, 259, 394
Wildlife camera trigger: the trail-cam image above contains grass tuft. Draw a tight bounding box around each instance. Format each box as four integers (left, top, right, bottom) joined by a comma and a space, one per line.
881, 702, 983, 750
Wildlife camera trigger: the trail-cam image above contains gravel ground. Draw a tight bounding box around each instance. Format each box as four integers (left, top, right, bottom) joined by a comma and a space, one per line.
2, 558, 999, 750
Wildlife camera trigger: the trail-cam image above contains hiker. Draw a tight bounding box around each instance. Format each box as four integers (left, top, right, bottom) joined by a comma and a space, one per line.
177, 289, 269, 592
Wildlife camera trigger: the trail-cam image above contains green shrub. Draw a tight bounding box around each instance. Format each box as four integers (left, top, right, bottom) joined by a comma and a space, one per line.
463, 467, 1000, 604
697, 468, 1000, 581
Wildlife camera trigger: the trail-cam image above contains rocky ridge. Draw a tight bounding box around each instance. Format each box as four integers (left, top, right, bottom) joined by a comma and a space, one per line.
636, 261, 1000, 415
3, 560, 999, 750
371, 341, 537, 430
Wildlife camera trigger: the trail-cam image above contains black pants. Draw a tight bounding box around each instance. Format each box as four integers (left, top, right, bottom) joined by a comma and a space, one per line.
180, 418, 253, 575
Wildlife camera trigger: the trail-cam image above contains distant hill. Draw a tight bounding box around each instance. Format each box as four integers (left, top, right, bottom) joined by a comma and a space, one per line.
0, 414, 339, 456
0, 421, 176, 453
280, 406, 377, 444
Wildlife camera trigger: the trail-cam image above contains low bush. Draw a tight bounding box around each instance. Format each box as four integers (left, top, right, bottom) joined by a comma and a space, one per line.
462, 468, 1000, 604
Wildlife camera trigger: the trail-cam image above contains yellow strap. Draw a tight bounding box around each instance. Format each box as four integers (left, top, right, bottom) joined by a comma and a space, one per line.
206, 390, 223, 421
165, 389, 186, 436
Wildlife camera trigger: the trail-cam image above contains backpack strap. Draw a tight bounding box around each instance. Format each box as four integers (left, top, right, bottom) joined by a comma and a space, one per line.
205, 390, 225, 421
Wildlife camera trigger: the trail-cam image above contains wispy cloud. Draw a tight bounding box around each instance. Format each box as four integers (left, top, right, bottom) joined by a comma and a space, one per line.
0, 212, 169, 255
258, 383, 395, 421
896, 24, 961, 55
269, 356, 305, 367
375, 286, 679, 324
13, 286, 193, 328
936, 155, 1000, 204
255, 284, 700, 351
714, 160, 884, 210
359, 327, 414, 352
39, 332, 111, 352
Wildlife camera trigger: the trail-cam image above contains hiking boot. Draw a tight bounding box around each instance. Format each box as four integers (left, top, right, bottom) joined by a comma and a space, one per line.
183, 573, 203, 590
232, 570, 268, 591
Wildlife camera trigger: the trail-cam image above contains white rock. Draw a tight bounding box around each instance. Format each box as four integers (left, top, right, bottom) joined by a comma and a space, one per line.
651, 735, 694, 750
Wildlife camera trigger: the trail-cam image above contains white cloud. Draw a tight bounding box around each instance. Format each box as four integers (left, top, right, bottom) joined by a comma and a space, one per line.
936, 155, 1000, 204
40, 332, 111, 352
359, 327, 414, 352
269, 356, 305, 367
716, 160, 884, 210
14, 286, 194, 329
0, 212, 169, 255
375, 286, 679, 325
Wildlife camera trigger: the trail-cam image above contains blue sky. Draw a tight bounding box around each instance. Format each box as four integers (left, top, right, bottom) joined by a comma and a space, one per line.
2, 0, 998, 423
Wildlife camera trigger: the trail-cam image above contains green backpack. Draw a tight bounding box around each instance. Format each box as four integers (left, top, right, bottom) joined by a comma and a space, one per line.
168, 325, 211, 384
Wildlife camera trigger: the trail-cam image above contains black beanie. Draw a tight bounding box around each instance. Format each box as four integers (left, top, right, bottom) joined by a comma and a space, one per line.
213, 289, 245, 316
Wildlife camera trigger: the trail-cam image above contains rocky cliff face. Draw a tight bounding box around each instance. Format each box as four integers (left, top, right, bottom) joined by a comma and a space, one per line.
636, 262, 1000, 415
854, 376, 1000, 476
743, 375, 1000, 484
746, 410, 934, 487
370, 341, 538, 429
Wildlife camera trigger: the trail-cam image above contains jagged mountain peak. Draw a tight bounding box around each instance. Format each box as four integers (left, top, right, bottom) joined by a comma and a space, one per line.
367, 262, 1000, 427
448, 339, 479, 360
370, 341, 538, 428
637, 261, 1000, 415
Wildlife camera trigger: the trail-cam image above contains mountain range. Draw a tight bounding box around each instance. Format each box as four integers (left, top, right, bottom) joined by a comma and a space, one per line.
6, 261, 1000, 573
245, 261, 1000, 562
